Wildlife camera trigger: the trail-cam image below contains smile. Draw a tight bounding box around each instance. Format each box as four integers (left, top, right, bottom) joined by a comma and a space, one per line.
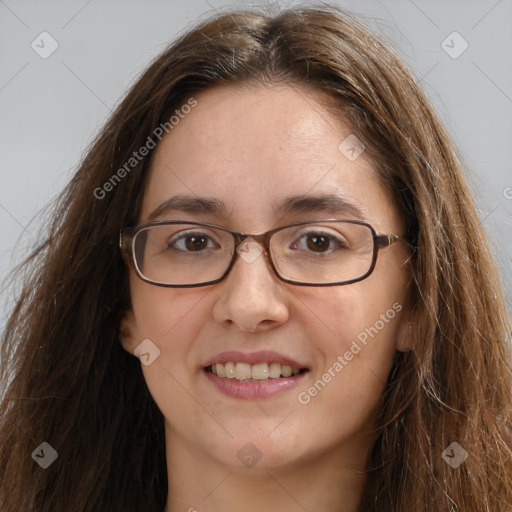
206, 362, 305, 381
202, 350, 310, 399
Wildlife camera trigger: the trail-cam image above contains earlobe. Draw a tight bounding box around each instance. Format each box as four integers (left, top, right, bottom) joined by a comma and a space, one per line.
119, 309, 138, 354
396, 318, 413, 352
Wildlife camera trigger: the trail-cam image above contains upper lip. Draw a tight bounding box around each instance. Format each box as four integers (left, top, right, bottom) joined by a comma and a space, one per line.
203, 351, 307, 369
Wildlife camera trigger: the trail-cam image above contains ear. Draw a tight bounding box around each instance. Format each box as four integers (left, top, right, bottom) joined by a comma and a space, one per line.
395, 313, 413, 352
119, 309, 139, 355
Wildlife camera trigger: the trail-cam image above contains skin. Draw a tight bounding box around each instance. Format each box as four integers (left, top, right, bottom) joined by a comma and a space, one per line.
120, 83, 411, 512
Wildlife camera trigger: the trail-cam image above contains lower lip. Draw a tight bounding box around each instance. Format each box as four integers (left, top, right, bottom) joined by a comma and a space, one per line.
204, 369, 308, 400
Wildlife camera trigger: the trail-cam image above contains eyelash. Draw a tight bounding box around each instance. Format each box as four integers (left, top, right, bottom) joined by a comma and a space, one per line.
165, 230, 348, 253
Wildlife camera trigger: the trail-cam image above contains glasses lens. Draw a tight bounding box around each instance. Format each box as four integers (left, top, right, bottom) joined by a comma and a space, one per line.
133, 224, 234, 285
270, 221, 374, 284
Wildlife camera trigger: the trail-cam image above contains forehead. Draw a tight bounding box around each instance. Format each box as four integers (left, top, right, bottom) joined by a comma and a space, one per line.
141, 84, 400, 233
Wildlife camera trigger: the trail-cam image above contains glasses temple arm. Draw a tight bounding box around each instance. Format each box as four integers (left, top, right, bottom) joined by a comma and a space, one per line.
374, 234, 401, 248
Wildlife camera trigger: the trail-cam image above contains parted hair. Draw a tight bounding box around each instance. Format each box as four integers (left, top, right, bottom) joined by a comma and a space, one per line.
1, 3, 511, 511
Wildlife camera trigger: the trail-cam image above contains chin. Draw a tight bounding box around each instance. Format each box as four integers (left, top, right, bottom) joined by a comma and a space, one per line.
212, 426, 310, 472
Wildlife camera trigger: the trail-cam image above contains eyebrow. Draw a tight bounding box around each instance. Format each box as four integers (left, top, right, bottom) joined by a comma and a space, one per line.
147, 195, 227, 221
275, 194, 365, 219
146, 193, 365, 221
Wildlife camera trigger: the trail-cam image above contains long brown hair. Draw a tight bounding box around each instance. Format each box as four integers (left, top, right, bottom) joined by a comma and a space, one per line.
1, 4, 511, 511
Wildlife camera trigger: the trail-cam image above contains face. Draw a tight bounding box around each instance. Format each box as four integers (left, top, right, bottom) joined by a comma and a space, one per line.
121, 84, 411, 473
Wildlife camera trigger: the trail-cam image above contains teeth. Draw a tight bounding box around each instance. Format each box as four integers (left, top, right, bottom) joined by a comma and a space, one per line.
208, 362, 303, 381
216, 363, 226, 377
235, 362, 252, 380
269, 362, 281, 378
224, 362, 236, 379
252, 363, 269, 380
281, 365, 292, 377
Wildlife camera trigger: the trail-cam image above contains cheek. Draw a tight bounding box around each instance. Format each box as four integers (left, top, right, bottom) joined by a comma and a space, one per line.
288, 285, 404, 452
299, 281, 401, 351
129, 281, 214, 420
297, 282, 404, 401
130, 279, 210, 340
129, 279, 212, 384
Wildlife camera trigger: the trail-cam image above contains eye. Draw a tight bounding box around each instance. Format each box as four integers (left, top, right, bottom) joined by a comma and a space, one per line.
290, 230, 348, 253
168, 231, 219, 252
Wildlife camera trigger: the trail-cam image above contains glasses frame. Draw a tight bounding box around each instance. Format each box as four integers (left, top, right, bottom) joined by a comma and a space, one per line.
120, 219, 402, 288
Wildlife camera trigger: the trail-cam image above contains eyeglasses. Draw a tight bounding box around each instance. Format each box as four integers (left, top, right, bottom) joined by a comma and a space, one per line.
119, 219, 402, 287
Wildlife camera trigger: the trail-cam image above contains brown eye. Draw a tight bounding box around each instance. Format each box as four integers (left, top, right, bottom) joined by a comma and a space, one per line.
290, 230, 347, 254
184, 235, 208, 251
168, 232, 216, 252
306, 234, 331, 252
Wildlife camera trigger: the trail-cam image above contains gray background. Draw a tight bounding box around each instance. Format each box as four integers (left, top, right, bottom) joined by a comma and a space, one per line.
1, 0, 511, 330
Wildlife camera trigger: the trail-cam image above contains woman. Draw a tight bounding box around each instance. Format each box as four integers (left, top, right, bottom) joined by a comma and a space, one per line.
1, 4, 511, 511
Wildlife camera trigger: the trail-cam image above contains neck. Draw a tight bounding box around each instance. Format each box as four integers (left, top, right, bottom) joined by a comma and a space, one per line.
162, 425, 371, 512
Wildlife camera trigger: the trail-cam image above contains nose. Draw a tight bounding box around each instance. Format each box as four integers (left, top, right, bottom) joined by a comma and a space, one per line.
212, 238, 290, 333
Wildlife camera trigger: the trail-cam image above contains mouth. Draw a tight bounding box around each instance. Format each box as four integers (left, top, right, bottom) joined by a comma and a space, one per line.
202, 351, 310, 400
205, 362, 309, 381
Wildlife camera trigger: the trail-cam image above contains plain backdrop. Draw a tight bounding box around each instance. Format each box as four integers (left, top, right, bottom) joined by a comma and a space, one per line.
1, 0, 511, 330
